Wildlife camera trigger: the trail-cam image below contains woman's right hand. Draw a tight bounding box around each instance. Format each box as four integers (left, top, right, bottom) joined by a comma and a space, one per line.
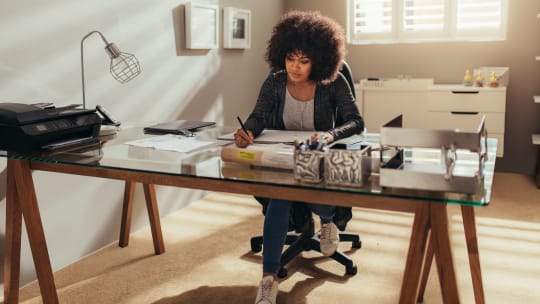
234, 128, 254, 147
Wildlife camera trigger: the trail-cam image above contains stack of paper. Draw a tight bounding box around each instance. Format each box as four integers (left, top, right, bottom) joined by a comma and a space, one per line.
125, 134, 217, 153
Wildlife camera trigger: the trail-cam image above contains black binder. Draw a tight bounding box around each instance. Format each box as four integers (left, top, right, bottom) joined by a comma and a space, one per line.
143, 120, 215, 135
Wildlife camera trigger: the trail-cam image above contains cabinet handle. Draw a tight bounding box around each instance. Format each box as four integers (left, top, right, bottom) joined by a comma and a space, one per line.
451, 90, 479, 94
451, 111, 479, 115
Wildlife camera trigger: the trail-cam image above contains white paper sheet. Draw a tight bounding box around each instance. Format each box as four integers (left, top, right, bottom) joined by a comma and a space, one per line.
125, 134, 217, 153
218, 129, 315, 144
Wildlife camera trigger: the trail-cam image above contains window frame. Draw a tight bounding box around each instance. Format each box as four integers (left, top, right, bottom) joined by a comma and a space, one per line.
347, 0, 508, 45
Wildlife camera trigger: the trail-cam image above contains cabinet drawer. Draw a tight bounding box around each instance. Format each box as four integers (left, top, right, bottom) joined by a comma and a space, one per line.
426, 112, 505, 133
428, 91, 506, 112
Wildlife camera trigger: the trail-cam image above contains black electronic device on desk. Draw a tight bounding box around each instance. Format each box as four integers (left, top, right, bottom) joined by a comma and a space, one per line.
0, 102, 101, 152
144, 120, 216, 137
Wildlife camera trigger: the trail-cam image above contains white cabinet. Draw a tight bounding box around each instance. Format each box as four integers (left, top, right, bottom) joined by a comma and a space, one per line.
359, 89, 429, 130
356, 81, 506, 157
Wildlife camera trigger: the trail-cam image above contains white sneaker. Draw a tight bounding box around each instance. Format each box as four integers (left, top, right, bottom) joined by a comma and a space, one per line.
255, 275, 278, 304
320, 221, 339, 256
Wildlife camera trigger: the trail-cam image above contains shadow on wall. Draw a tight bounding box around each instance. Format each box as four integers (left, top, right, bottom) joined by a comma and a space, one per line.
167, 3, 263, 124
111, 3, 227, 123
172, 4, 213, 57
169, 4, 222, 121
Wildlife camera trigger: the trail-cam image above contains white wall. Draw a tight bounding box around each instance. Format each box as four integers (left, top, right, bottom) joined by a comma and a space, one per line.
0, 0, 283, 289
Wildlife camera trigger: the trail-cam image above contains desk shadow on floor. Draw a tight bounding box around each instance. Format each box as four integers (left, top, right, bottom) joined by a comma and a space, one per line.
152, 277, 326, 304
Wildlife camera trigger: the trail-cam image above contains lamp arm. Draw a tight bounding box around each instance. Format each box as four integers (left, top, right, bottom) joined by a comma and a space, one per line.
80, 30, 140, 108
80, 30, 109, 109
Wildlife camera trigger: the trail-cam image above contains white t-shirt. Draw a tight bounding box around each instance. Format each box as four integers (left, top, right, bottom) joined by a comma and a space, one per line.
283, 88, 314, 131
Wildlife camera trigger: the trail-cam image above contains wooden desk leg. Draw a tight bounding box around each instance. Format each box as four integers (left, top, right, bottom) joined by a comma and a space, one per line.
143, 184, 165, 254
10, 159, 59, 304
118, 182, 164, 254
417, 205, 484, 304
461, 205, 485, 304
536, 146, 540, 188
4, 159, 23, 304
430, 203, 459, 303
417, 231, 435, 303
119, 181, 136, 247
399, 203, 430, 304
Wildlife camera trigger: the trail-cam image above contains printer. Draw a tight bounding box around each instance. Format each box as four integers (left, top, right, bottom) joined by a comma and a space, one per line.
0, 102, 101, 152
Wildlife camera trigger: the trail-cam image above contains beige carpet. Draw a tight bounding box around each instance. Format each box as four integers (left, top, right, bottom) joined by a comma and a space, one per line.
15, 172, 540, 303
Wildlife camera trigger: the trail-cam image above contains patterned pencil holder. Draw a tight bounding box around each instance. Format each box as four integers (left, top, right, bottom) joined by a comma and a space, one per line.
294, 149, 326, 183
324, 145, 371, 187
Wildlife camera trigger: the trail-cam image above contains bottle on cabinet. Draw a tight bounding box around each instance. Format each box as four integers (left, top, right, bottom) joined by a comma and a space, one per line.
474, 71, 484, 87
488, 71, 500, 88
463, 69, 473, 86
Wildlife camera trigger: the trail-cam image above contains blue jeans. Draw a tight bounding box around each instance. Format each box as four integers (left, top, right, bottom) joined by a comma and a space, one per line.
262, 198, 336, 274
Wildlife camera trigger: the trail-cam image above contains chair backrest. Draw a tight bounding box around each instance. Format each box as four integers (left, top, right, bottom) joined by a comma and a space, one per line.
340, 60, 356, 99
332, 60, 357, 128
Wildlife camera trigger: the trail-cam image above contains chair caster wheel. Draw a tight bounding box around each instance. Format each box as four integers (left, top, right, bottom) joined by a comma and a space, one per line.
277, 267, 288, 278
352, 239, 362, 249
346, 265, 358, 276
251, 241, 262, 253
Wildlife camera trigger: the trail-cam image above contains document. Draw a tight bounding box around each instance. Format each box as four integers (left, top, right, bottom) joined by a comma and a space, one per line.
125, 134, 218, 153
220, 143, 294, 170
218, 129, 315, 144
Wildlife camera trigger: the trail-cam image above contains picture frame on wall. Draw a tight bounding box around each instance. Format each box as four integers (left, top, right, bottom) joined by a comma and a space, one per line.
223, 7, 251, 49
185, 2, 219, 49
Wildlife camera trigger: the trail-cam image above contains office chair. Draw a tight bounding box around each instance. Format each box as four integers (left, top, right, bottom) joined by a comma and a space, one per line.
250, 61, 362, 278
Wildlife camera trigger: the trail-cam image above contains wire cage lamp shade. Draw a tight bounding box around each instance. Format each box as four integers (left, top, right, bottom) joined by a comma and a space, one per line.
81, 30, 141, 108
104, 42, 141, 83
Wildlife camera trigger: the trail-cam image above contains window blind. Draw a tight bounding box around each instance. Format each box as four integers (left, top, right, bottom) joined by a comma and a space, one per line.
457, 0, 503, 31
403, 0, 445, 32
348, 0, 507, 44
353, 0, 393, 34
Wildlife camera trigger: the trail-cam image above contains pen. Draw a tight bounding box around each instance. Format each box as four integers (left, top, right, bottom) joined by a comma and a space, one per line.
237, 116, 248, 136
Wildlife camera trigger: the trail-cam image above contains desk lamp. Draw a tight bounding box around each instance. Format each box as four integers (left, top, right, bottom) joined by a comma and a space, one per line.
80, 30, 141, 111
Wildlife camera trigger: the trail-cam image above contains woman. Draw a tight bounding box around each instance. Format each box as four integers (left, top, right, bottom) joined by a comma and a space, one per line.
233, 11, 364, 304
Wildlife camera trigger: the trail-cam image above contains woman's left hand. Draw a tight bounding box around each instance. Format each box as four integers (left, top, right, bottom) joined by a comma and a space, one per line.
310, 132, 334, 145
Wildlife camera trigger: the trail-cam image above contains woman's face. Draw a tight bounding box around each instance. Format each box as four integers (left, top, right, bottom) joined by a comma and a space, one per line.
285, 51, 312, 83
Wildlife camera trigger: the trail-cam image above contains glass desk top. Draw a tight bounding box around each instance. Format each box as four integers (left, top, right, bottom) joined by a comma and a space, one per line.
1, 124, 497, 206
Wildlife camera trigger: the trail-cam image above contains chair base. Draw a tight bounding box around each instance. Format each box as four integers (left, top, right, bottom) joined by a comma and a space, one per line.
250, 222, 361, 278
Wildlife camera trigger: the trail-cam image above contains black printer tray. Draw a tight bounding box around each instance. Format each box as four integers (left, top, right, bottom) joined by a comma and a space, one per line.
0, 103, 96, 125
0, 102, 101, 152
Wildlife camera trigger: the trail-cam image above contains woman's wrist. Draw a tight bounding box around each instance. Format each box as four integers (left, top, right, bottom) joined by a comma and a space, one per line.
323, 132, 334, 144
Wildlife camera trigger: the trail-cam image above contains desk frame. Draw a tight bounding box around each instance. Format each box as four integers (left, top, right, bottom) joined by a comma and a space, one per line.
4, 158, 485, 304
